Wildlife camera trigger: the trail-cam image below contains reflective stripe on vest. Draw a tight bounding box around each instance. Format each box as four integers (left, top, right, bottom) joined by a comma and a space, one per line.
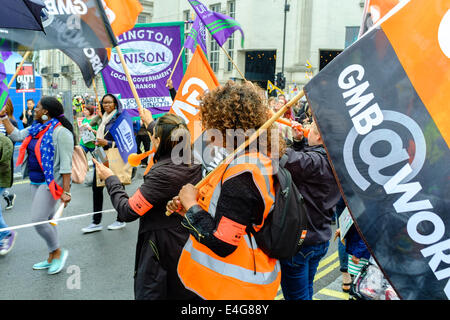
178, 152, 280, 300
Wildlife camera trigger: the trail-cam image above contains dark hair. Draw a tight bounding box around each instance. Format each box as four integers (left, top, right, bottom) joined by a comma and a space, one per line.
84, 105, 95, 116
26, 98, 34, 104
40, 96, 75, 146
4, 98, 14, 118
100, 93, 118, 114
152, 113, 191, 163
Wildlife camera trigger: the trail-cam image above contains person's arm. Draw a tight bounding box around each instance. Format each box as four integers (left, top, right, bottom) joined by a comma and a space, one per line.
60, 174, 72, 207
169, 88, 177, 101
55, 128, 74, 207
284, 147, 322, 182
100, 160, 178, 222
0, 116, 16, 136
178, 172, 265, 257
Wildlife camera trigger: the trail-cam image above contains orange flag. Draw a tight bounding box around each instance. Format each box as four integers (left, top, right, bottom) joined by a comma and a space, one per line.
103, 0, 143, 37
169, 45, 220, 144
359, 0, 400, 37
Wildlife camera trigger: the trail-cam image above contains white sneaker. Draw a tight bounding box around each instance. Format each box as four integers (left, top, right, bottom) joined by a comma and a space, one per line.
81, 223, 103, 234
107, 221, 126, 230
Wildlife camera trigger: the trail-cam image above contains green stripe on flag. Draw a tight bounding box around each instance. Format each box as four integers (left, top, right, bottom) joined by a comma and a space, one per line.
210, 24, 239, 35
0, 89, 9, 109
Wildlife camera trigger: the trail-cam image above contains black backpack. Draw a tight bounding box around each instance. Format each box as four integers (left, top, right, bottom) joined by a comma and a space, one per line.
249, 155, 309, 260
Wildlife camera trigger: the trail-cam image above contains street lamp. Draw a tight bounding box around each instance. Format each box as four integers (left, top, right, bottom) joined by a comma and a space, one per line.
282, 0, 290, 75
278, 0, 289, 90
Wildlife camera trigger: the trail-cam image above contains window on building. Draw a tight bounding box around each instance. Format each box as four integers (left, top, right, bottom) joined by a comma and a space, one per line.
345, 26, 360, 48
137, 14, 149, 24
209, 3, 221, 72
319, 50, 342, 70
184, 10, 191, 64
227, 1, 236, 72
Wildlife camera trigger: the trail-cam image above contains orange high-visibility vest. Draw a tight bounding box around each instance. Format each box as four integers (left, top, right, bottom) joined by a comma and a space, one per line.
177, 152, 281, 300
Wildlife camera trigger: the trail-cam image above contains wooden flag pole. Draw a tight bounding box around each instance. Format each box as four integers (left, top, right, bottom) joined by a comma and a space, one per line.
92, 78, 100, 107
7, 51, 31, 88
168, 46, 184, 82
166, 88, 305, 216
115, 46, 144, 111
220, 45, 246, 81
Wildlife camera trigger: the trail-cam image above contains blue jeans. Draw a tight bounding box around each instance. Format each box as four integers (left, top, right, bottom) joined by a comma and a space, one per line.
0, 187, 11, 240
338, 237, 348, 272
280, 241, 330, 300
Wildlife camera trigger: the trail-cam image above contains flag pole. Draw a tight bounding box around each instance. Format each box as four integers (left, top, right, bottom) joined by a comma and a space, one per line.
220, 45, 246, 81
166, 88, 306, 216
7, 51, 31, 88
168, 46, 184, 82
92, 77, 100, 109
115, 46, 144, 111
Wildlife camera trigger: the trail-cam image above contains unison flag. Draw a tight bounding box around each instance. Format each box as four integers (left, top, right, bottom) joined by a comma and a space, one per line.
188, 0, 244, 48
184, 16, 207, 55
109, 112, 137, 163
304, 0, 449, 300
102, 23, 185, 118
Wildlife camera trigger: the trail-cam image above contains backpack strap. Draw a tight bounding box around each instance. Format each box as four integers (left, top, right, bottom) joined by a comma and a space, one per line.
279, 154, 289, 168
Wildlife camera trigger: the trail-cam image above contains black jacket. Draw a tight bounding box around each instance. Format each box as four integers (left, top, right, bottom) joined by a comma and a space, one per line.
105, 155, 202, 233
285, 140, 341, 246
105, 155, 202, 300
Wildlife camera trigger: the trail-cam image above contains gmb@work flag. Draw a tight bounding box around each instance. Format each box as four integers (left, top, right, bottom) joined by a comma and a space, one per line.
0, 0, 117, 51
109, 112, 137, 163
304, 0, 450, 300
65, 0, 142, 88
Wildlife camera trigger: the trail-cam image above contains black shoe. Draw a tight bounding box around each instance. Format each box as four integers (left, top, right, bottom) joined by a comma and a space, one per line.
4, 194, 16, 210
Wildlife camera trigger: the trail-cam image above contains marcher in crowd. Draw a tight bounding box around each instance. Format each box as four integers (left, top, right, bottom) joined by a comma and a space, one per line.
79, 105, 97, 154
166, 78, 177, 101
19, 98, 35, 128
0, 99, 18, 210
280, 120, 341, 300
135, 119, 151, 168
94, 111, 202, 300
272, 98, 293, 145
0, 96, 74, 274
167, 81, 284, 300
81, 94, 126, 233
334, 197, 352, 292
0, 133, 17, 256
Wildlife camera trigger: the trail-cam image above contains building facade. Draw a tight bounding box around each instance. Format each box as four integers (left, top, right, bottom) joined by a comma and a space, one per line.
153, 0, 364, 97
35, 0, 364, 100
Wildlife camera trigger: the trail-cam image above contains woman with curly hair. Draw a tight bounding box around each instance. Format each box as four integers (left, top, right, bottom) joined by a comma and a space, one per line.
167, 81, 285, 300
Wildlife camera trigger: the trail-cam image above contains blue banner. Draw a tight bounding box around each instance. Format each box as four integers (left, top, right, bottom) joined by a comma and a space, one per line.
109, 112, 137, 163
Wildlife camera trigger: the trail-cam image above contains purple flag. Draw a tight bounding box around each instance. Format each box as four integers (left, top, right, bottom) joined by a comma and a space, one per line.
0, 50, 12, 109
101, 23, 185, 118
188, 0, 244, 48
184, 16, 207, 54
